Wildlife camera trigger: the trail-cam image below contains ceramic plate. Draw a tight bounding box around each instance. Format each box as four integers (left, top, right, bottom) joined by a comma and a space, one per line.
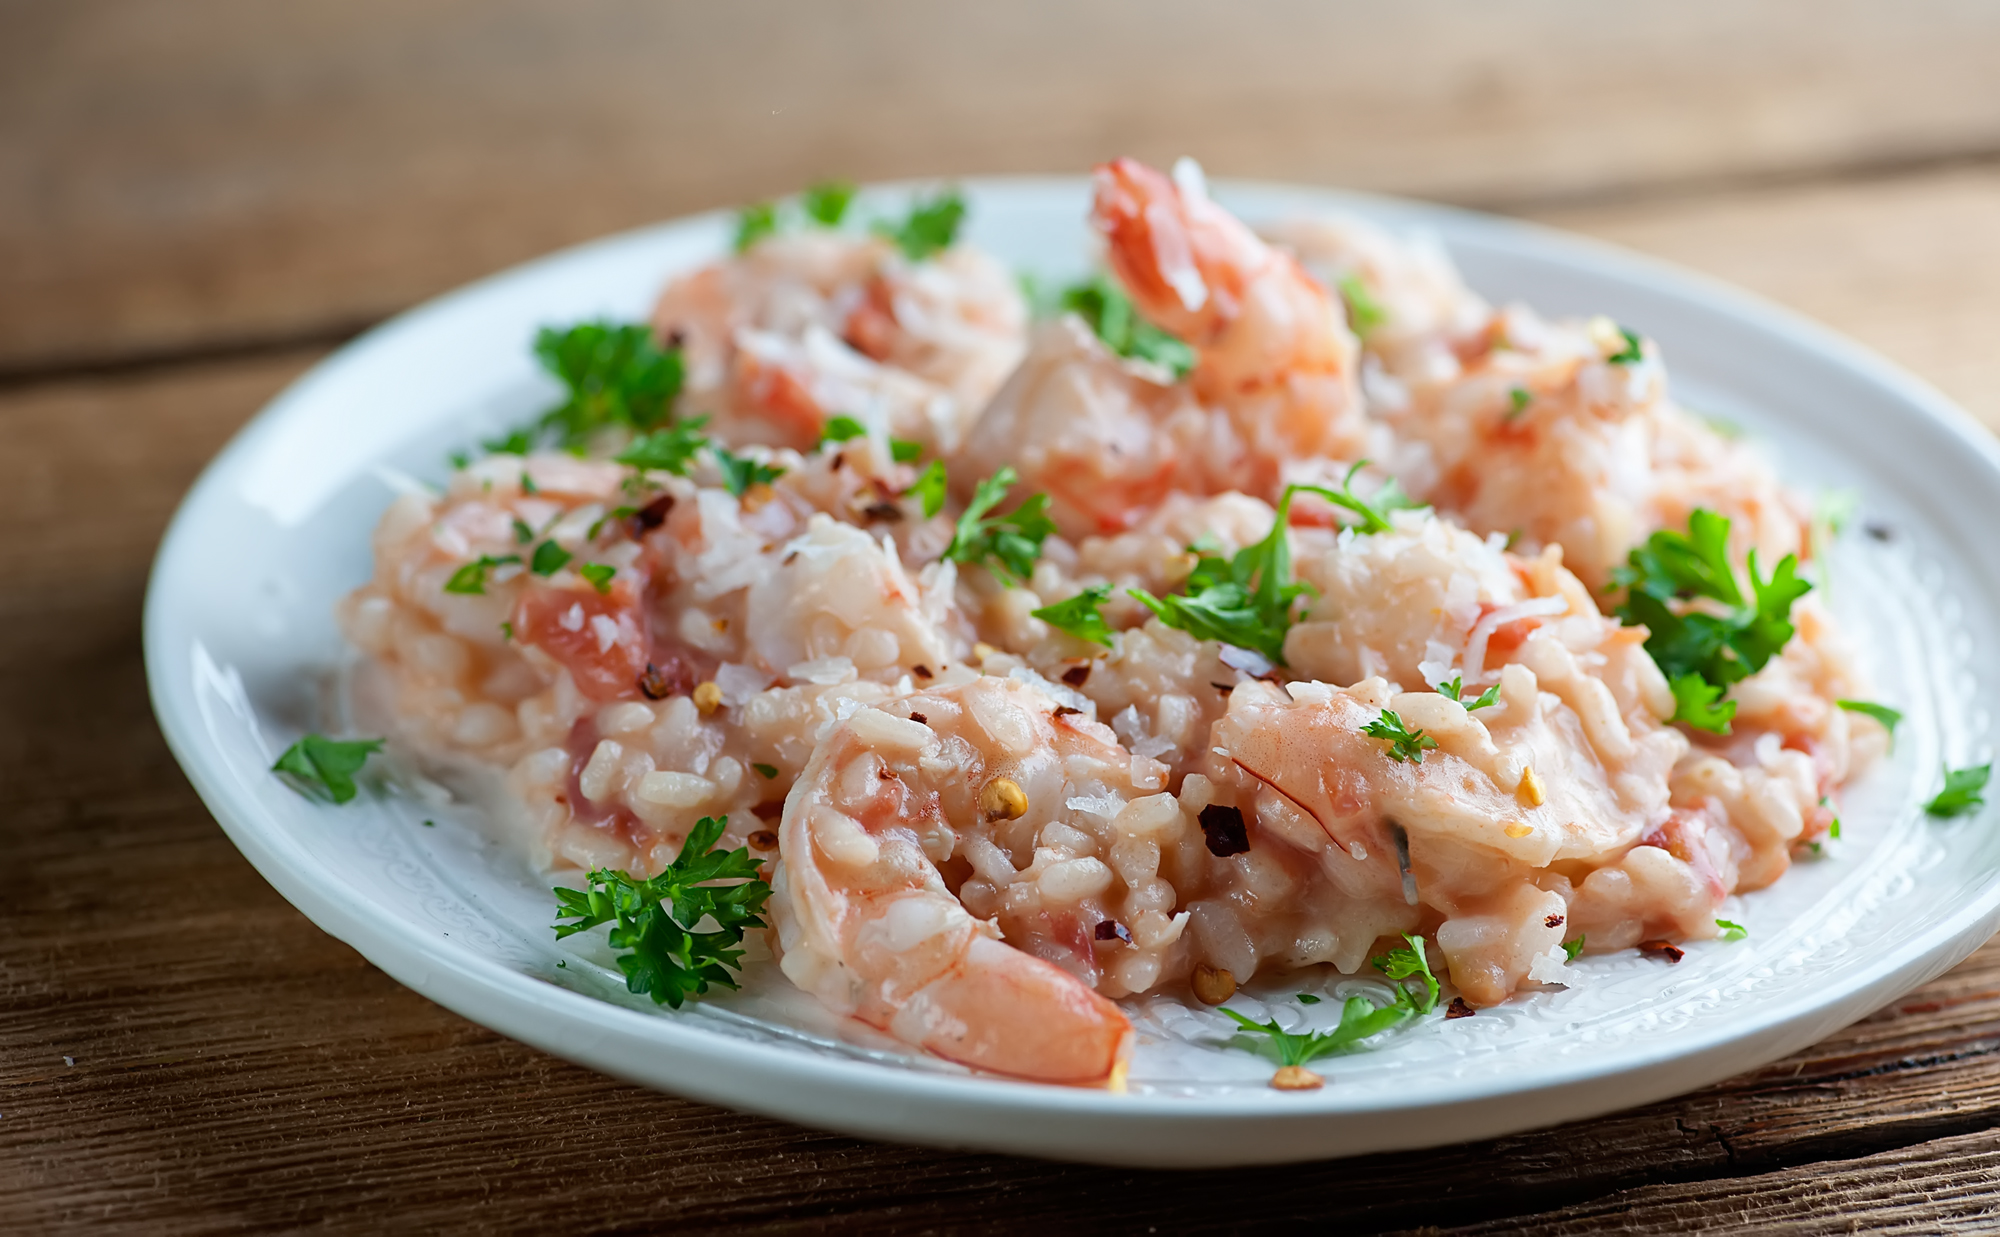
145, 178, 2000, 1167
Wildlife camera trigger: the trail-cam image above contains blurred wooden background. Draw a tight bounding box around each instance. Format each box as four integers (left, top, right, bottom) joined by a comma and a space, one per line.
7, 2, 2000, 1231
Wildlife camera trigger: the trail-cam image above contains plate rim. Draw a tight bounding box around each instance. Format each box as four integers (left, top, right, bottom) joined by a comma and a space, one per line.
143, 174, 2000, 1166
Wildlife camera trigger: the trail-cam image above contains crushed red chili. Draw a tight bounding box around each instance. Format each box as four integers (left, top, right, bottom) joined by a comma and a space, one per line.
1639, 939, 1685, 964
1094, 920, 1132, 944
637, 664, 671, 700
1446, 997, 1476, 1019
911, 665, 932, 679
1061, 664, 1091, 686
908, 711, 928, 724
1545, 914, 1565, 929
631, 493, 675, 533
1199, 804, 1250, 856
748, 830, 778, 851
1053, 705, 1082, 718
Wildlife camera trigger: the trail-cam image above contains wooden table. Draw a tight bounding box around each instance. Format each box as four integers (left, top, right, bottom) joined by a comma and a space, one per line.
8, 4, 2000, 1230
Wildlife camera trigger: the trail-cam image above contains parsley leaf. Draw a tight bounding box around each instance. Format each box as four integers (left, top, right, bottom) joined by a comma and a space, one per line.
1033, 584, 1115, 646
579, 563, 616, 594
891, 438, 923, 463
877, 187, 966, 261
907, 459, 948, 518
1838, 699, 1903, 739
1362, 708, 1437, 764
1296, 993, 1322, 1005
1507, 387, 1532, 419
1926, 763, 1991, 818
1059, 274, 1196, 379
1669, 673, 1737, 735
512, 518, 535, 544
552, 815, 772, 1008
713, 446, 785, 497
272, 734, 385, 805
1307, 460, 1422, 535
944, 467, 1057, 583
1337, 274, 1387, 337
1436, 675, 1500, 711
1612, 509, 1811, 732
801, 180, 856, 227
1606, 326, 1644, 364
818, 415, 868, 445
1716, 918, 1748, 942
530, 541, 572, 576
615, 418, 710, 475
1370, 932, 1440, 1014
734, 201, 778, 252
530, 322, 685, 449
1563, 936, 1586, 962
444, 554, 521, 595
752, 762, 778, 780
1222, 998, 1413, 1066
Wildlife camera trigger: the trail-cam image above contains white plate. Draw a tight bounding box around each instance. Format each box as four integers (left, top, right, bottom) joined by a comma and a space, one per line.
145, 177, 2000, 1167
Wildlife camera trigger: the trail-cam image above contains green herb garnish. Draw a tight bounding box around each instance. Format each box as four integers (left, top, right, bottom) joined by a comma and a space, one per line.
1058, 274, 1196, 379
579, 563, 616, 594
1611, 508, 1810, 733
801, 180, 856, 227
1838, 699, 1903, 739
943, 466, 1057, 584
512, 518, 535, 544
529, 322, 685, 450
552, 815, 771, 1009
1032, 584, 1115, 647
1337, 274, 1387, 337
1925, 764, 1992, 818
1296, 993, 1322, 1005
1436, 675, 1500, 711
906, 459, 948, 518
1506, 387, 1531, 419
1563, 936, 1586, 962
1362, 709, 1437, 764
877, 187, 966, 261
818, 415, 868, 445
615, 418, 710, 475
444, 554, 521, 595
1716, 918, 1748, 941
752, 763, 779, 780
1371, 933, 1440, 1014
272, 734, 385, 805
734, 201, 779, 252
530, 541, 572, 576
891, 438, 923, 463
713, 446, 785, 497
1222, 934, 1439, 1064
1606, 326, 1644, 364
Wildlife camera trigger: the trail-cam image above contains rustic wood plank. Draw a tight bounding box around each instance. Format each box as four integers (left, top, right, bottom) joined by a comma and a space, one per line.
10, 0, 2000, 372
7, 347, 2000, 1230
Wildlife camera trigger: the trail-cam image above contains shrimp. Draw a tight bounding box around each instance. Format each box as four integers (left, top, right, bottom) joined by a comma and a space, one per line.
653, 231, 1026, 456
1090, 157, 1369, 492
772, 675, 1195, 1084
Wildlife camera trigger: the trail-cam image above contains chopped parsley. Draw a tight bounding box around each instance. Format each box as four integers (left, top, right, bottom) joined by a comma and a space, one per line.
1838, 699, 1903, 740
615, 418, 710, 475
907, 459, 948, 518
877, 187, 966, 261
818, 415, 868, 445
579, 563, 616, 593
520, 471, 539, 495
713, 446, 785, 497
1506, 387, 1531, 419
891, 438, 923, 463
552, 815, 771, 1009
1362, 708, 1437, 764
752, 763, 779, 780
444, 554, 521, 595
1716, 918, 1748, 941
1058, 274, 1196, 379
1221, 934, 1439, 1064
1337, 274, 1387, 337
512, 518, 535, 544
1032, 584, 1115, 646
733, 201, 778, 252
1611, 509, 1810, 733
943, 466, 1057, 584
529, 540, 572, 576
1606, 326, 1644, 364
1925, 763, 1991, 818
1296, 993, 1322, 1005
1563, 936, 1586, 962
1313, 460, 1422, 535
1436, 674, 1500, 711
525, 322, 685, 450
272, 734, 385, 805
801, 179, 856, 227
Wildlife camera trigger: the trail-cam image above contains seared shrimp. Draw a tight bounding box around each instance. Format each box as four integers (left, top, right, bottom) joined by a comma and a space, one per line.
773, 675, 1207, 1083
1091, 157, 1368, 491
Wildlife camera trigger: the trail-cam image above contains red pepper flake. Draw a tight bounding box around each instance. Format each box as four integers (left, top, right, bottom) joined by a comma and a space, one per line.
877, 767, 897, 780
748, 830, 778, 851
783, 550, 799, 566
1094, 919, 1132, 945
862, 502, 904, 522
637, 664, 671, 700
1210, 681, 1235, 694
908, 711, 928, 725
631, 493, 675, 533
1639, 939, 1685, 964
1053, 705, 1082, 718
1445, 997, 1476, 1019
751, 802, 784, 820
1199, 804, 1250, 856
1061, 664, 1091, 687
911, 664, 932, 679
1544, 914, 1565, 929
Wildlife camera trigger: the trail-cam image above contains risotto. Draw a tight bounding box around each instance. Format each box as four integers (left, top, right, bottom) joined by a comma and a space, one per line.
336, 160, 1891, 1087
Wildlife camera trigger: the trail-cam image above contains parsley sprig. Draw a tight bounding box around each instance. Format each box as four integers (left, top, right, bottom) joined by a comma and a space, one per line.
1838, 699, 1903, 742
444, 553, 521, 596
1436, 675, 1500, 711
735, 180, 859, 253
272, 734, 385, 805
876, 187, 966, 261
493, 322, 684, 454
944, 466, 1057, 584
1057, 274, 1195, 378
1337, 274, 1387, 337
906, 459, 949, 518
1033, 584, 1115, 646
1926, 764, 1991, 818
1221, 934, 1441, 1064
817, 415, 922, 463
713, 446, 786, 497
615, 417, 710, 475
1362, 709, 1437, 764
552, 816, 772, 1008
1611, 509, 1810, 734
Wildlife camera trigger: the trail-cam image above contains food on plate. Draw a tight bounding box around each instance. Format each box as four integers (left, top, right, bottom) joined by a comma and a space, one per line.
324, 158, 1919, 1088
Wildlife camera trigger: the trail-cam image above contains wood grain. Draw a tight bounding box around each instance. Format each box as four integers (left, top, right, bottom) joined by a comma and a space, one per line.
10, 0, 2000, 373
